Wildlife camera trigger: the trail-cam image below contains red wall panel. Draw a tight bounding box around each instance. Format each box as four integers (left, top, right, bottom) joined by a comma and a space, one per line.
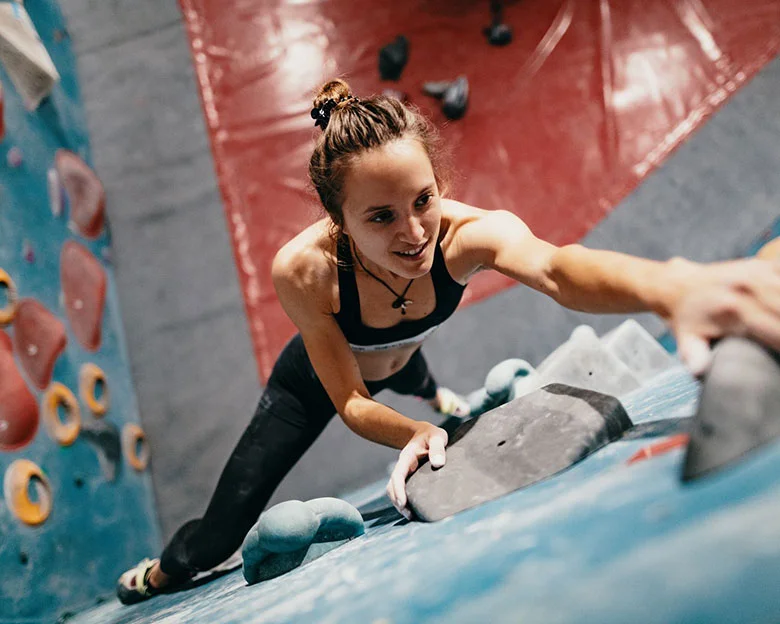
179, 0, 780, 381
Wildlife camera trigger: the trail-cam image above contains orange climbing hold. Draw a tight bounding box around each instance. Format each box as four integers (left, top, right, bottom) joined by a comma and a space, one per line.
61, 241, 106, 351
79, 362, 109, 416
627, 434, 690, 465
0, 330, 39, 451
0, 268, 18, 326
123, 423, 150, 471
55, 150, 106, 239
12, 299, 67, 390
3, 459, 53, 526
42, 382, 81, 446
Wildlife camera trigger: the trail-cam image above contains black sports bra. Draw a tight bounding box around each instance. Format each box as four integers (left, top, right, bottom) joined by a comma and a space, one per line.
333, 237, 466, 352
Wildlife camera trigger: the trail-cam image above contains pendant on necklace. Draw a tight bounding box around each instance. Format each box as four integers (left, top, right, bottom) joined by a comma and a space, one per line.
392, 297, 413, 314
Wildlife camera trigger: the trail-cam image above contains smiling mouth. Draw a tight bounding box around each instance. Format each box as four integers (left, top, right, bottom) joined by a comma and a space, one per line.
394, 241, 428, 260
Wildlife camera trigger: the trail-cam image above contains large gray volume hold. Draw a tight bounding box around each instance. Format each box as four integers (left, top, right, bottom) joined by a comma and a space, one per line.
406, 384, 633, 521
682, 337, 780, 482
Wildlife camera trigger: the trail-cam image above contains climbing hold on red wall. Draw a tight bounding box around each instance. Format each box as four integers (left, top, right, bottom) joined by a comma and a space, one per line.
3, 459, 53, 526
54, 150, 106, 239
60, 241, 106, 351
0, 330, 39, 451
12, 299, 67, 390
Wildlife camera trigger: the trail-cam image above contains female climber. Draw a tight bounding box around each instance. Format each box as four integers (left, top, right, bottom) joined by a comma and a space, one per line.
118, 78, 780, 603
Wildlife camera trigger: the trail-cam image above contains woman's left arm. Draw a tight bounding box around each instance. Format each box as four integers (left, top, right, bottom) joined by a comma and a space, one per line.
457, 206, 780, 374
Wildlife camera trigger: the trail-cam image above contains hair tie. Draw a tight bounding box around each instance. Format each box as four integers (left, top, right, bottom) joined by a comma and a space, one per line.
311, 95, 359, 130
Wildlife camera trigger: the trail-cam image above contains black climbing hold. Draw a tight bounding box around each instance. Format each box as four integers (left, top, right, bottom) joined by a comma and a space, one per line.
442, 76, 469, 120
484, 23, 512, 46
406, 383, 633, 521
379, 35, 409, 81
682, 337, 780, 482
484, 0, 512, 46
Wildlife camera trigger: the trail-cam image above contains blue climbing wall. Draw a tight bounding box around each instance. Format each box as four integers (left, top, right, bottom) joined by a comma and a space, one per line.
0, 2, 161, 623
71, 366, 780, 623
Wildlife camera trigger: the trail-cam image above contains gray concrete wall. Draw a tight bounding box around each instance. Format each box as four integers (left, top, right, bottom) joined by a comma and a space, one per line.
60, 0, 780, 541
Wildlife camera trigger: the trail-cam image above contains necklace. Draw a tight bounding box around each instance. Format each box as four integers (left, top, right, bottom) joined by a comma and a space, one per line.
351, 240, 414, 315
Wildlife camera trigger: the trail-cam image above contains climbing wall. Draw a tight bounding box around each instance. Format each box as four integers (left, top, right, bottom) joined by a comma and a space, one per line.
178, 0, 780, 381
0, 2, 161, 622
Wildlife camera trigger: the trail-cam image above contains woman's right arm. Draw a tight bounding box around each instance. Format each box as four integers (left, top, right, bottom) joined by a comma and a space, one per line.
271, 243, 437, 449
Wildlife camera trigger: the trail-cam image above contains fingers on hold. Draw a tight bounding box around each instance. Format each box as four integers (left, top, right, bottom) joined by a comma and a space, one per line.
428, 437, 447, 468
743, 304, 780, 353
677, 333, 713, 377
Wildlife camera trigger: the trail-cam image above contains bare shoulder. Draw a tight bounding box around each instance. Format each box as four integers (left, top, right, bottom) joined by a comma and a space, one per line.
439, 198, 538, 283
272, 219, 338, 315
440, 198, 529, 244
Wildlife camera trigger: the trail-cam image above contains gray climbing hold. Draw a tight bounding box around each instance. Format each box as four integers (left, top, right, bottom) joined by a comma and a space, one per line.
442, 76, 469, 120
241, 497, 364, 584
682, 337, 780, 482
406, 383, 633, 521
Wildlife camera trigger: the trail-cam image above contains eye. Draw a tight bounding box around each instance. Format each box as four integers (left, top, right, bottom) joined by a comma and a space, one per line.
369, 210, 394, 224
415, 193, 433, 208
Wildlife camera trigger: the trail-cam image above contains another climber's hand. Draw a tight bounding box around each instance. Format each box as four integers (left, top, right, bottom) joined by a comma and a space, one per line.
386, 424, 448, 520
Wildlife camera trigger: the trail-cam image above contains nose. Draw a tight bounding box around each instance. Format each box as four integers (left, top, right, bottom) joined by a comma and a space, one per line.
399, 214, 426, 243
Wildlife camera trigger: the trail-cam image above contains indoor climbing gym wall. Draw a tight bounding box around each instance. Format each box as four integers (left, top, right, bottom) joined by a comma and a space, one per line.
179, 0, 780, 381
0, 2, 161, 623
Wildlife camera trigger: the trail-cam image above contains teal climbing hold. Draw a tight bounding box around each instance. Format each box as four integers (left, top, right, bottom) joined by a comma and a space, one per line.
241, 497, 364, 585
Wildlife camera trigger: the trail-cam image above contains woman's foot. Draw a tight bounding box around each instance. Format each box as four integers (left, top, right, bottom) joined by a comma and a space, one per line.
428, 387, 470, 418
116, 558, 170, 605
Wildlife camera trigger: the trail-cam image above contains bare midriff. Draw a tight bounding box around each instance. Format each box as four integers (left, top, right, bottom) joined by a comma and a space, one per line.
353, 342, 423, 381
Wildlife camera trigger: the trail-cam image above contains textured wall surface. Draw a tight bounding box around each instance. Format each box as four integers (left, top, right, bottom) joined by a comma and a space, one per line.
71, 368, 780, 623
0, 3, 160, 622
58, 0, 780, 548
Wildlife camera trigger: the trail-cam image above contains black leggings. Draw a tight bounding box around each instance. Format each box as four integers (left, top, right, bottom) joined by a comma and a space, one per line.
159, 334, 438, 580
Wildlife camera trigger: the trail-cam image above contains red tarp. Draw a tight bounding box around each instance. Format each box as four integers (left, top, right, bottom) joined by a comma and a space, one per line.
178, 0, 780, 381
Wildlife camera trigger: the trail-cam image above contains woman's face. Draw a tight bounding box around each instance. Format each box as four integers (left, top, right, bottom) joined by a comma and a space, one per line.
341, 137, 441, 280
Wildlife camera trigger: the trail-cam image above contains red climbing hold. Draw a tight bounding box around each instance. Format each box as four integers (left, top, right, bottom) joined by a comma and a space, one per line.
627, 434, 690, 465
0, 330, 39, 451
12, 299, 67, 390
55, 150, 106, 239
60, 241, 106, 351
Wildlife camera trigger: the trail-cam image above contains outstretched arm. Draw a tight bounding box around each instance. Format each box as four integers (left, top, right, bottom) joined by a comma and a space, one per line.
455, 205, 780, 374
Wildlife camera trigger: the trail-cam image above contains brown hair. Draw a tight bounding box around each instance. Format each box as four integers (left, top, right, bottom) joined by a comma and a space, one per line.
308, 79, 448, 245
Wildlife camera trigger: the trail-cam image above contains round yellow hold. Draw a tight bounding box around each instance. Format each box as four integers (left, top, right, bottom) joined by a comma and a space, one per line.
42, 382, 81, 446
3, 459, 53, 526
123, 423, 150, 471
79, 363, 110, 416
0, 269, 18, 326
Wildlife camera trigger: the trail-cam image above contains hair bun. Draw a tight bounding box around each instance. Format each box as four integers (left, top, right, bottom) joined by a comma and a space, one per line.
312, 79, 352, 110
311, 79, 357, 130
